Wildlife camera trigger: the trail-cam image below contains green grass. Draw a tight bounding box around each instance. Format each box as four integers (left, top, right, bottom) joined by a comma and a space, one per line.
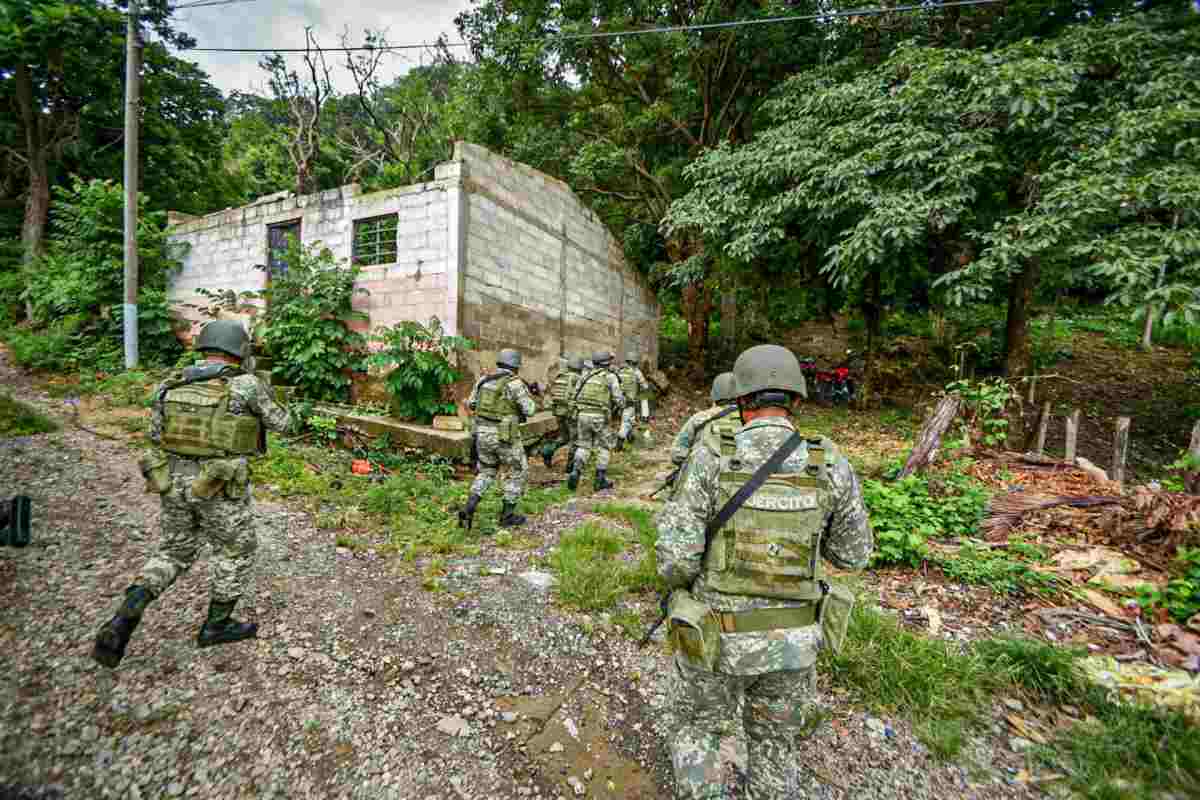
0, 392, 59, 437
547, 523, 629, 611
936, 542, 1063, 597
825, 601, 1200, 792
592, 502, 664, 594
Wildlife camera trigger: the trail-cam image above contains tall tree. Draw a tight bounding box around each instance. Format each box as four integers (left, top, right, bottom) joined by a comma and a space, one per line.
260, 27, 333, 197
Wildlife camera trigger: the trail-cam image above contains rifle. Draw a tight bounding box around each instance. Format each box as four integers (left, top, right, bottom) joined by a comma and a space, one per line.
648, 466, 681, 499
638, 591, 671, 648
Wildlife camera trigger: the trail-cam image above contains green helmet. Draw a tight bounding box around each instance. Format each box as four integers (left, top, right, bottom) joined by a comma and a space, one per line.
732, 344, 807, 401
710, 372, 737, 403
625, 349, 639, 365
568, 355, 584, 372
593, 350, 613, 367
194, 319, 249, 360
497, 348, 522, 371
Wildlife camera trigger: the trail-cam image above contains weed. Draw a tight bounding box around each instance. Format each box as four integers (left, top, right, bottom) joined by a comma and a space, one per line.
609, 607, 646, 640
592, 502, 663, 595
975, 637, 1085, 705
863, 466, 990, 567
0, 393, 59, 438
334, 534, 366, 550
914, 718, 969, 761
548, 523, 630, 611
1137, 547, 1200, 622
936, 542, 1061, 596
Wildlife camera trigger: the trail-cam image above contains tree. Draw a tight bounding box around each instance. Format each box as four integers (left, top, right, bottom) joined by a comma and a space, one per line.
260, 28, 334, 197
0, 0, 191, 267
669, 6, 1199, 394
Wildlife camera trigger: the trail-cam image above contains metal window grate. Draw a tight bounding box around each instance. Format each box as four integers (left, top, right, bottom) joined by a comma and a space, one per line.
353, 214, 399, 266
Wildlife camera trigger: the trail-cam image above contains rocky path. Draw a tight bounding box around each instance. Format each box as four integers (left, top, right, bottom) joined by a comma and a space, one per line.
1, 354, 1037, 800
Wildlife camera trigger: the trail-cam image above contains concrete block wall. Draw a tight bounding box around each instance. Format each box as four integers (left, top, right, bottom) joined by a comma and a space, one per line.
455, 141, 660, 388
167, 182, 453, 342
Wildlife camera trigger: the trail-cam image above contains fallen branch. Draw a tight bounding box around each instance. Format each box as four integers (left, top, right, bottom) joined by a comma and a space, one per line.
896, 393, 961, 479
982, 492, 1122, 539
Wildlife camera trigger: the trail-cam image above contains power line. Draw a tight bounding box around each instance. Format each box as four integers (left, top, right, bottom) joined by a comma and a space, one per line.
173, 0, 258, 9
185, 0, 1002, 53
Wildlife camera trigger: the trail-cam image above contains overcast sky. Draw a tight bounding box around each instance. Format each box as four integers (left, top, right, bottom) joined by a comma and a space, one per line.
170, 0, 476, 96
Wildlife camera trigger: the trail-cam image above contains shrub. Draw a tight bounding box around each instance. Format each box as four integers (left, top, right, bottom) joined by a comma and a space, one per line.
368, 318, 473, 424
253, 240, 367, 402
863, 466, 990, 566
1137, 548, 1200, 623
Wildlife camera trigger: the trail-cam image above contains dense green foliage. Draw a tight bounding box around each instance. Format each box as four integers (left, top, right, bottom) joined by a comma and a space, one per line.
252, 241, 367, 402
863, 465, 990, 566
0, 392, 59, 437
1137, 547, 1200, 623
368, 319, 473, 424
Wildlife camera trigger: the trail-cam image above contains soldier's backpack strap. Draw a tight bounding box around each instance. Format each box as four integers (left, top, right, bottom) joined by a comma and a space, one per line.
572, 369, 603, 404
694, 406, 737, 437
704, 432, 803, 550
154, 364, 240, 408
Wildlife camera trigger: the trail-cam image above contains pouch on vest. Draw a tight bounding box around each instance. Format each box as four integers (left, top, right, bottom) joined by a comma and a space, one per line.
191, 459, 237, 500
496, 417, 517, 445
224, 459, 250, 500
160, 379, 261, 457
137, 449, 172, 495
819, 581, 856, 655
667, 589, 721, 671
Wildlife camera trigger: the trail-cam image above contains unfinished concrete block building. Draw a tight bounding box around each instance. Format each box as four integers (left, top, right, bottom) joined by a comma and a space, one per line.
166, 142, 660, 391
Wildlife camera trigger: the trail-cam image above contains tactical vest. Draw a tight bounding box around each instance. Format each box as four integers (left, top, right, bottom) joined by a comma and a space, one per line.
160, 374, 263, 458
618, 366, 638, 406
575, 369, 613, 413
476, 374, 518, 421
550, 371, 577, 414
701, 428, 833, 602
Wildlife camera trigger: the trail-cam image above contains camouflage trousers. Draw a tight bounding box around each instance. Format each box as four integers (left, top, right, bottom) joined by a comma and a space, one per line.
471, 423, 528, 503
137, 469, 258, 603
572, 412, 614, 473
619, 405, 638, 440
548, 412, 576, 454
671, 656, 818, 800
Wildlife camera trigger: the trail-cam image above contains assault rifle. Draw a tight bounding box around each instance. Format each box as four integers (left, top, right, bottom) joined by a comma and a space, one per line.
648, 466, 681, 499
638, 591, 671, 648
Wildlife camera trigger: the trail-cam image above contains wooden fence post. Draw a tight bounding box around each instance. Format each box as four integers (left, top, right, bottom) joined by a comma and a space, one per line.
1186, 419, 1200, 495
1065, 409, 1081, 463
1036, 401, 1051, 456
1112, 417, 1131, 486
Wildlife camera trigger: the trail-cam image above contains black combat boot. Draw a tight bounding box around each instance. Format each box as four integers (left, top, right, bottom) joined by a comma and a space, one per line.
594, 469, 614, 492
196, 598, 257, 648
457, 493, 482, 531
541, 442, 555, 469
567, 464, 581, 491
92, 585, 152, 669
564, 449, 576, 475
498, 500, 527, 528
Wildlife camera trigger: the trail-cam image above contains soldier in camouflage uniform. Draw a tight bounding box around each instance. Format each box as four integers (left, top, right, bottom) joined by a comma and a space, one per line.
92, 320, 296, 669
459, 348, 538, 531
568, 350, 625, 492
655, 345, 874, 800
542, 354, 583, 472
615, 351, 652, 451
669, 372, 739, 467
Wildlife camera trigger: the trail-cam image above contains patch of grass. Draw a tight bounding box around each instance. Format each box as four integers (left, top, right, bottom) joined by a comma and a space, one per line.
0, 392, 59, 437
334, 533, 366, 551
609, 607, 646, 640
592, 502, 663, 595
547, 523, 632, 611
936, 542, 1062, 597
914, 718, 969, 761
1036, 696, 1200, 800
976, 637, 1086, 705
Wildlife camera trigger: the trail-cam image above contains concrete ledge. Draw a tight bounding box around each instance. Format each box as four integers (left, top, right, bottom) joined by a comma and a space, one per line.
311, 405, 558, 462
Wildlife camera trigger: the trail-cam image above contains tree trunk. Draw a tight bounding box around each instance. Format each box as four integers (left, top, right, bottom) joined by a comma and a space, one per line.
897, 393, 962, 479
14, 62, 50, 320
681, 282, 711, 380
1004, 259, 1040, 378
1185, 420, 1200, 496
859, 268, 882, 408
720, 289, 737, 352
296, 160, 314, 197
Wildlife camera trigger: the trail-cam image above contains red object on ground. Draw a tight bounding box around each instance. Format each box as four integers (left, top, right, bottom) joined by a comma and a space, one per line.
351, 460, 371, 475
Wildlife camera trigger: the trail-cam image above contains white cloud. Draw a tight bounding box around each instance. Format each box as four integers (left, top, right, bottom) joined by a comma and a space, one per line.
169, 0, 475, 96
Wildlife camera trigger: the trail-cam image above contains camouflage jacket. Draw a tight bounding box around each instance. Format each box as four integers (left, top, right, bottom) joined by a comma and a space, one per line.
619, 366, 651, 407
467, 367, 537, 427
670, 405, 739, 466
573, 368, 625, 416
149, 360, 296, 454
655, 416, 874, 675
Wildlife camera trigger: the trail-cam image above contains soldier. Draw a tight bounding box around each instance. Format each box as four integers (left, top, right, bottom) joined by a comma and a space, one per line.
459, 348, 538, 531
568, 350, 624, 492
92, 320, 296, 669
542, 354, 584, 472
655, 344, 874, 800
669, 372, 739, 468
615, 350, 651, 451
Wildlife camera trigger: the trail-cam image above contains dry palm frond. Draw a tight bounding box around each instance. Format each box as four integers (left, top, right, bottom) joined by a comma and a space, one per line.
982, 493, 1121, 540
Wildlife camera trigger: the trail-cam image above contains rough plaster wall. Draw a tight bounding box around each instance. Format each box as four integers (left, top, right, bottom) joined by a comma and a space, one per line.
455, 141, 660, 390
167, 183, 453, 342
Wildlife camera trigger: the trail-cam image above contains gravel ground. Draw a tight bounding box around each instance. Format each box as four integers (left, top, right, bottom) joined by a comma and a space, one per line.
1, 350, 1040, 800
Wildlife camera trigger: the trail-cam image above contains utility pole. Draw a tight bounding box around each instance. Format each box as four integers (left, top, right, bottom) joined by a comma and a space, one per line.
123, 0, 143, 369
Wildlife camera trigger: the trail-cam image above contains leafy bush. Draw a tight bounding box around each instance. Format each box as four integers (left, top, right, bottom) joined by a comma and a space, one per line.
1137, 548, 1200, 623
253, 240, 367, 402
368, 318, 473, 424
863, 466, 990, 566
947, 377, 1015, 447
937, 542, 1060, 596
0, 393, 59, 437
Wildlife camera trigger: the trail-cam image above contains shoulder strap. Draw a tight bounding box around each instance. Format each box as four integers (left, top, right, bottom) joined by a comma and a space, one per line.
705, 431, 803, 546
572, 370, 602, 403
693, 405, 737, 438
477, 371, 511, 393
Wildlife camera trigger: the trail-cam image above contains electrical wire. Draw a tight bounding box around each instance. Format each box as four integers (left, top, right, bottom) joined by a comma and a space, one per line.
184, 0, 1002, 53
172, 0, 258, 9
